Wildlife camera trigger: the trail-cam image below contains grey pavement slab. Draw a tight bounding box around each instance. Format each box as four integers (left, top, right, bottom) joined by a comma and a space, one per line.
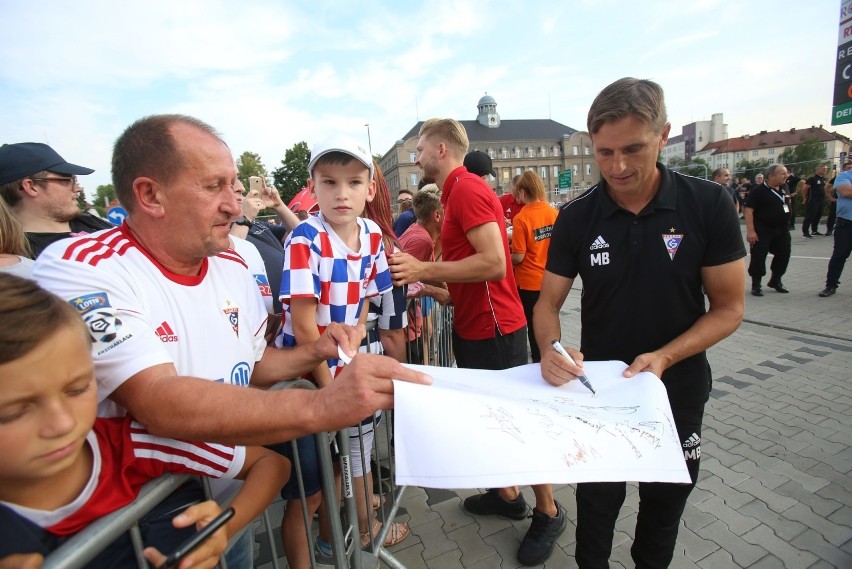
256, 220, 851, 568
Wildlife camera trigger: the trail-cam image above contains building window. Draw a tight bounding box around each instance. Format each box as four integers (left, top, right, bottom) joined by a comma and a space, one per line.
501, 147, 509, 159
409, 173, 417, 186
573, 164, 579, 176
409, 152, 416, 163
553, 166, 559, 178
502, 170, 509, 180
752, 150, 759, 156
527, 146, 535, 158
585, 163, 592, 175
515, 167, 522, 176
584, 146, 590, 155
769, 148, 775, 155
514, 147, 521, 158
540, 146, 547, 157
541, 166, 548, 178
488, 147, 495, 159
573, 145, 579, 155
552, 145, 560, 156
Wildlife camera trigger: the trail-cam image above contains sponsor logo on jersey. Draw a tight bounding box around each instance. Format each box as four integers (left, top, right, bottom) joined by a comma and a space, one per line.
231, 361, 251, 386
254, 274, 272, 297
362, 261, 373, 291
533, 225, 554, 241
155, 321, 179, 343
682, 432, 700, 461
222, 300, 239, 337
84, 309, 133, 355
85, 309, 122, 344
70, 292, 111, 315
663, 229, 684, 260
589, 235, 609, 250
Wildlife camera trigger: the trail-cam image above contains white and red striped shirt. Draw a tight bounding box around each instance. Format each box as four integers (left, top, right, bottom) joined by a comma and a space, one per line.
33, 224, 268, 418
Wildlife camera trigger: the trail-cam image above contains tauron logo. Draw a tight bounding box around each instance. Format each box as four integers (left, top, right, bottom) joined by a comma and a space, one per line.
155, 321, 179, 343
589, 236, 609, 250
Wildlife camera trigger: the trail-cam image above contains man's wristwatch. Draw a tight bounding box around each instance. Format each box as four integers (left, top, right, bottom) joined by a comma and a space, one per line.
232, 216, 253, 228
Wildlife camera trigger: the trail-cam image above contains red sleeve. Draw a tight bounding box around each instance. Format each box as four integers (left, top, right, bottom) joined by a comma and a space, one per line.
455, 182, 502, 234
400, 231, 434, 262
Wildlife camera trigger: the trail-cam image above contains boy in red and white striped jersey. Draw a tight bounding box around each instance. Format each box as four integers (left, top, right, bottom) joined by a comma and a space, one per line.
0, 274, 289, 569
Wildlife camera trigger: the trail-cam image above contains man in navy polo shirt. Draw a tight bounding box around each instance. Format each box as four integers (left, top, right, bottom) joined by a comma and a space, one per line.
534, 78, 746, 569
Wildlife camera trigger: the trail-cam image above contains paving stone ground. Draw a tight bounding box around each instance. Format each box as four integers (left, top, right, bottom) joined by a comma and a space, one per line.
257, 220, 852, 569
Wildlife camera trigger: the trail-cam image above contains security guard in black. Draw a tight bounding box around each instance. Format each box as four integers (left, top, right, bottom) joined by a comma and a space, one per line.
744, 165, 792, 295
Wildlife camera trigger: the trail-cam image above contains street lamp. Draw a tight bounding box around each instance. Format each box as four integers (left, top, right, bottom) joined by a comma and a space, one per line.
365, 123, 372, 155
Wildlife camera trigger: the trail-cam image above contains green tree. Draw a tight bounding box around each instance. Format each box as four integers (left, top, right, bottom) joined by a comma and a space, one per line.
778, 136, 828, 177
667, 156, 711, 179
734, 158, 772, 182
75, 186, 88, 211
236, 151, 268, 184
272, 141, 310, 204
95, 184, 116, 208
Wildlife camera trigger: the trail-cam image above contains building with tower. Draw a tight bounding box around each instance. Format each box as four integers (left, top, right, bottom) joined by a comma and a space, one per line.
379, 94, 597, 204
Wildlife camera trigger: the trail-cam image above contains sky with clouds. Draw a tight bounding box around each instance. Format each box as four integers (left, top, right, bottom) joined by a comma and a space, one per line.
0, 0, 847, 197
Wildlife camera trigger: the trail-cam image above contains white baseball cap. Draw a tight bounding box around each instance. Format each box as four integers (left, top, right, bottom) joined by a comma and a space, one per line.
308, 137, 374, 179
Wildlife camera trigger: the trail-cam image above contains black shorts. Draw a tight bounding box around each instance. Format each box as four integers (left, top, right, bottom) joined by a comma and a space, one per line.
452, 326, 528, 370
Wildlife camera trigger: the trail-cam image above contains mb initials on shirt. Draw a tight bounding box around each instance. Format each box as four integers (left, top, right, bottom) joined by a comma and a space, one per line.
590, 235, 610, 266
155, 321, 179, 343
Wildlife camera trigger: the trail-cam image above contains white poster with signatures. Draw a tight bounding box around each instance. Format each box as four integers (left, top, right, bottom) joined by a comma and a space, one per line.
393, 362, 691, 489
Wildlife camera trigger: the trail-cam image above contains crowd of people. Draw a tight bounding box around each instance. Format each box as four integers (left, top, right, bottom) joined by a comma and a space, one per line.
0, 75, 848, 569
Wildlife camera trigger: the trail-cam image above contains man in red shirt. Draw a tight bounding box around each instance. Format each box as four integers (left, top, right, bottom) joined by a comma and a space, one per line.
500, 174, 525, 225
388, 118, 566, 566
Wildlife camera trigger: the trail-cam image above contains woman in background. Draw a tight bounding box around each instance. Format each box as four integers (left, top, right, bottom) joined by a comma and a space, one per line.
510, 171, 558, 363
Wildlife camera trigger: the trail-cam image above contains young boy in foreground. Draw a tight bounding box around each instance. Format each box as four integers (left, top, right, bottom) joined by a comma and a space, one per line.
0, 274, 290, 569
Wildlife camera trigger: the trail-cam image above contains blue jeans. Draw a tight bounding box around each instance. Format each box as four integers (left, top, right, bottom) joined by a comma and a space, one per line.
826, 217, 852, 288
224, 527, 254, 569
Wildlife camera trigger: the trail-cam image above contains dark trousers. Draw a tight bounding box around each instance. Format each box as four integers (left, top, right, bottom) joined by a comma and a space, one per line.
827, 201, 837, 233
803, 199, 824, 234
788, 199, 797, 229
452, 326, 528, 370
748, 225, 791, 284
517, 288, 541, 363
575, 403, 704, 569
826, 218, 852, 288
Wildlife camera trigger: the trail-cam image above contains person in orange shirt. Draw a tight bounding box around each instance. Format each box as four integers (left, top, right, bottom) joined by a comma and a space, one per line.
510, 171, 558, 363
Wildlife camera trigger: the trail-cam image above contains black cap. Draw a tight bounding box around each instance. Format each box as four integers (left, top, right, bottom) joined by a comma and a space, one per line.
464, 150, 496, 178
0, 143, 94, 185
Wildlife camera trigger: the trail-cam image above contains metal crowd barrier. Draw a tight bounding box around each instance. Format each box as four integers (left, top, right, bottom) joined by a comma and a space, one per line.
42, 473, 192, 569
405, 297, 454, 367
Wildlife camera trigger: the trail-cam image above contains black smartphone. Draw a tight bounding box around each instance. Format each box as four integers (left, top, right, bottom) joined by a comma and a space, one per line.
161, 507, 235, 569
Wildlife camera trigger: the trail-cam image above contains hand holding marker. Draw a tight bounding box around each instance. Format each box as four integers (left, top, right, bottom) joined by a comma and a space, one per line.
550, 340, 596, 395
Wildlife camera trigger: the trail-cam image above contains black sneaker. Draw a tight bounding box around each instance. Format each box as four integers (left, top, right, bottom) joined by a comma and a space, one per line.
517, 502, 568, 566
751, 287, 764, 297
803, 234, 813, 239
819, 287, 837, 297
463, 489, 528, 520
